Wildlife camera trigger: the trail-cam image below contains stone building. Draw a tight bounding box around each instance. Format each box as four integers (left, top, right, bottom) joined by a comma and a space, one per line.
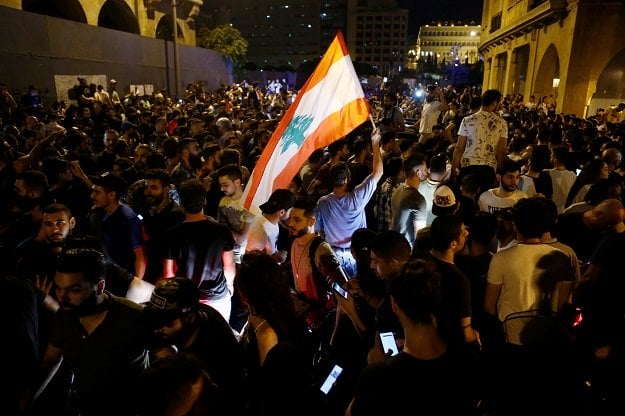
2, 0, 201, 44
409, 21, 482, 70
480, 0, 625, 116
0, 0, 230, 101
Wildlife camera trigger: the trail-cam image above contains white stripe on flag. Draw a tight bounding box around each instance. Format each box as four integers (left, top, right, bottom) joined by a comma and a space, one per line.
246, 55, 364, 210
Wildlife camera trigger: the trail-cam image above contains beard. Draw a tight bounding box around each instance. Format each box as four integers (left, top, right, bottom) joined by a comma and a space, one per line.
154, 319, 197, 346
146, 194, 164, 206
59, 289, 101, 317
46, 234, 66, 248
289, 227, 308, 238
77, 290, 102, 316
502, 183, 517, 192
189, 154, 203, 169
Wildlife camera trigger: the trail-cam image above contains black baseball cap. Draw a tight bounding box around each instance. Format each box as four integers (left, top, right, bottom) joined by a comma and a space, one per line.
92, 172, 128, 197
259, 189, 295, 214
144, 278, 200, 329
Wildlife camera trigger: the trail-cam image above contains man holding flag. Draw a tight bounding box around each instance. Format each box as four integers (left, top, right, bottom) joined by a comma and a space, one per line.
241, 31, 371, 216
315, 129, 383, 277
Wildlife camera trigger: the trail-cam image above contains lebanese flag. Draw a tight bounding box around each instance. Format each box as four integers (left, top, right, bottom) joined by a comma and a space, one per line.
242, 31, 370, 210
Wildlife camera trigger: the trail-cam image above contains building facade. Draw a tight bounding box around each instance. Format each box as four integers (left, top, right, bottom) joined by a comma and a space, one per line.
409, 22, 481, 70
346, 0, 409, 76
204, 0, 347, 69
1, 0, 201, 45
201, 0, 408, 72
480, 0, 625, 116
0, 1, 230, 101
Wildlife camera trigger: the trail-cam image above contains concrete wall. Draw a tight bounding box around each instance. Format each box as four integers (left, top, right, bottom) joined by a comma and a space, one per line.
0, 5, 231, 102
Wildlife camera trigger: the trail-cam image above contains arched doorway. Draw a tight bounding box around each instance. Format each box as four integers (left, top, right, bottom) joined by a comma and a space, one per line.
22, 0, 87, 23
98, 0, 140, 35
587, 48, 625, 116
155, 15, 185, 41
534, 44, 560, 104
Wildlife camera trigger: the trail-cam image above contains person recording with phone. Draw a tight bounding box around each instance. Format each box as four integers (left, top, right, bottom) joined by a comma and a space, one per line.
345, 259, 482, 416
335, 231, 411, 363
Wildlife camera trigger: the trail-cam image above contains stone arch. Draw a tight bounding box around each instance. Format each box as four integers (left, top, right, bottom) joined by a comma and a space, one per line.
22, 0, 87, 23
155, 15, 185, 41
534, 43, 560, 101
594, 48, 625, 99
587, 47, 625, 116
98, 0, 140, 35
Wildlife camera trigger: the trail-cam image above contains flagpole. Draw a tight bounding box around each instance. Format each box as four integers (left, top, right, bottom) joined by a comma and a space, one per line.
369, 114, 376, 129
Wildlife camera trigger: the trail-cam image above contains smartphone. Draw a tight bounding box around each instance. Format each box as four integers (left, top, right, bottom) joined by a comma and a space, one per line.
332, 282, 348, 299
380, 332, 399, 356
320, 365, 343, 394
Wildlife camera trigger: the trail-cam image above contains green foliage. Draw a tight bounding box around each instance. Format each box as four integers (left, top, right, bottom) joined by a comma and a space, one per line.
197, 25, 248, 65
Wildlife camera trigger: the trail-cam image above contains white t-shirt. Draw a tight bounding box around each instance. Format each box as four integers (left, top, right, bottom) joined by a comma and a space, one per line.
518, 175, 537, 197
218, 195, 256, 260
487, 243, 560, 344
478, 188, 527, 214
546, 169, 577, 213
418, 178, 440, 226
419, 100, 442, 134
457, 110, 508, 169
246, 215, 279, 255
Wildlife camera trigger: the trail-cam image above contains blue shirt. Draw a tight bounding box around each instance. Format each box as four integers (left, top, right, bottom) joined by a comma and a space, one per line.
315, 174, 378, 248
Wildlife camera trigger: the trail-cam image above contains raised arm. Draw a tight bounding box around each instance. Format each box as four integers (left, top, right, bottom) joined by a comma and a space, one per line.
371, 128, 383, 181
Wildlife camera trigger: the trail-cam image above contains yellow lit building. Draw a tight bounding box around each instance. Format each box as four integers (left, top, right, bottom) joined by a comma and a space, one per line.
480, 0, 625, 116
409, 21, 481, 70
0, 0, 201, 45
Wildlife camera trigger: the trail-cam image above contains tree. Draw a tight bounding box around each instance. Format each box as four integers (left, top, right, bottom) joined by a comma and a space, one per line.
196, 24, 248, 66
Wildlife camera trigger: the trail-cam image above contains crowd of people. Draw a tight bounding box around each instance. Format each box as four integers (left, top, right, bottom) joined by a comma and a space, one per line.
1, 75, 625, 415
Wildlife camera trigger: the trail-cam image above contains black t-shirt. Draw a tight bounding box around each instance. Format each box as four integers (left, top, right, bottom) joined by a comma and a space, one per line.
556, 212, 610, 264
351, 349, 481, 416
455, 252, 492, 331
419, 253, 473, 346
142, 201, 185, 283
241, 324, 318, 416
375, 295, 403, 339
165, 219, 234, 299
588, 232, 625, 347
180, 304, 245, 408
204, 170, 222, 218
534, 170, 554, 199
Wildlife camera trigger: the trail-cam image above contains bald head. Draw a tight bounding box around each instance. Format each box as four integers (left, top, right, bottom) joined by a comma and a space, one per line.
584, 198, 625, 230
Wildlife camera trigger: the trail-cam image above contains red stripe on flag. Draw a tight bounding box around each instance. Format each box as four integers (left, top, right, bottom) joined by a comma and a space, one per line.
243, 32, 364, 209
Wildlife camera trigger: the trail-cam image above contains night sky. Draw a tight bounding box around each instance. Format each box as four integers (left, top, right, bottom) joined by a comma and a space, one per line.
397, 0, 484, 37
